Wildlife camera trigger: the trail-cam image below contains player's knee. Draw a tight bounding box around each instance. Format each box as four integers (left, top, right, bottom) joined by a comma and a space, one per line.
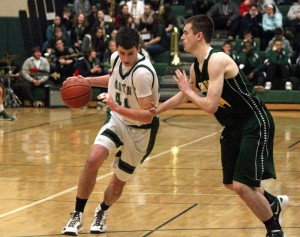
224, 184, 233, 190
231, 181, 246, 196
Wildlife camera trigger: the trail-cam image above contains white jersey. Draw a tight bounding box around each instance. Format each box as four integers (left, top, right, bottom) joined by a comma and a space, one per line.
108, 51, 160, 126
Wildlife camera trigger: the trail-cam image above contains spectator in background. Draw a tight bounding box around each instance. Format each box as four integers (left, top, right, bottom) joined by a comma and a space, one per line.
238, 3, 263, 39
87, 4, 99, 33
264, 39, 292, 90
47, 26, 70, 51
207, 0, 240, 40
71, 13, 89, 53
222, 40, 237, 60
266, 27, 294, 58
144, 13, 169, 56
236, 30, 260, 53
239, 0, 256, 17
14, 46, 53, 107
91, 10, 114, 38
102, 39, 117, 74
161, 3, 177, 40
236, 41, 266, 91
286, 0, 300, 58
62, 6, 74, 39
44, 16, 67, 51
127, 0, 145, 26
191, 0, 216, 15
137, 3, 154, 39
114, 4, 134, 29
261, 4, 282, 50
77, 46, 104, 78
73, 0, 91, 15
49, 39, 78, 85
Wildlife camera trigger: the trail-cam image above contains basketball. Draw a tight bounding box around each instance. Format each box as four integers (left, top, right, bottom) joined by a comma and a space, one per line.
61, 77, 92, 108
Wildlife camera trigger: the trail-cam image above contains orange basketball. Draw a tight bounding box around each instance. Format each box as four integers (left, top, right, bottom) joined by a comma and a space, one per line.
61, 77, 92, 108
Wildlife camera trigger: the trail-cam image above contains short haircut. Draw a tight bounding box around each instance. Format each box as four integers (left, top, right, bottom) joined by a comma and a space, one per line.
31, 46, 41, 54
184, 15, 214, 43
116, 27, 140, 49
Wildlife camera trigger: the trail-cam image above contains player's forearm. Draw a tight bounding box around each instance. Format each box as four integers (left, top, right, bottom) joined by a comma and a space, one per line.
157, 92, 188, 114
86, 74, 109, 88
186, 90, 218, 114
113, 105, 154, 124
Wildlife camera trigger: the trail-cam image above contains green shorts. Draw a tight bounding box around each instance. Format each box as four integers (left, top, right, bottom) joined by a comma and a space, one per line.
220, 109, 276, 187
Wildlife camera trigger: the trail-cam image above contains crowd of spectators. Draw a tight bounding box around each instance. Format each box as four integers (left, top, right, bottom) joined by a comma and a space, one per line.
10, 0, 300, 106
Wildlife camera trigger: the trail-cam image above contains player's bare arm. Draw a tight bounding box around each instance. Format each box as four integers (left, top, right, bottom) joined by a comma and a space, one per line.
175, 53, 224, 114
85, 74, 110, 88
98, 93, 155, 124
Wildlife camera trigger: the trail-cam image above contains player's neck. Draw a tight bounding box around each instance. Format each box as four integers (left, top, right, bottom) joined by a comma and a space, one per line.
194, 44, 211, 64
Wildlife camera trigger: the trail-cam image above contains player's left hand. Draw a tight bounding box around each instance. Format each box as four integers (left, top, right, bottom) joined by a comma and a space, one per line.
97, 93, 117, 110
173, 69, 193, 95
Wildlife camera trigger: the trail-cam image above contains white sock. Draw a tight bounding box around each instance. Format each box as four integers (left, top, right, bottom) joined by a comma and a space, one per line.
0, 104, 4, 112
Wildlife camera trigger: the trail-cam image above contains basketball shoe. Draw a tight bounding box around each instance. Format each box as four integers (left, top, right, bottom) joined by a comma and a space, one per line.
62, 211, 83, 236
271, 195, 289, 226
90, 205, 108, 233
0, 110, 15, 121
266, 230, 286, 237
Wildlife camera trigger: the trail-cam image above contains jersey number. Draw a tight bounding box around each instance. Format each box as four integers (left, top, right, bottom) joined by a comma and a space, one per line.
115, 92, 130, 108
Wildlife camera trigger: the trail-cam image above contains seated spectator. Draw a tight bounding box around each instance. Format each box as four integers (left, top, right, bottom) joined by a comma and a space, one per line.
70, 13, 89, 53
0, 83, 14, 120
261, 4, 283, 50
91, 10, 114, 37
235, 30, 260, 53
137, 3, 155, 41
207, 0, 240, 40
238, 3, 263, 39
264, 39, 292, 90
14, 46, 54, 107
266, 27, 294, 58
161, 3, 177, 40
49, 39, 78, 85
144, 13, 169, 56
286, 0, 300, 58
114, 4, 134, 29
62, 6, 74, 38
73, 0, 91, 15
240, 0, 256, 17
86, 4, 99, 33
127, 0, 145, 26
102, 39, 117, 74
47, 26, 70, 51
43, 15, 67, 51
191, 0, 215, 15
222, 40, 237, 60
81, 26, 108, 60
77, 46, 104, 78
236, 41, 266, 90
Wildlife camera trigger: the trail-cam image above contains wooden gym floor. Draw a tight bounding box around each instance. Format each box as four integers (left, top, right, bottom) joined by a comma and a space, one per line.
0, 106, 299, 237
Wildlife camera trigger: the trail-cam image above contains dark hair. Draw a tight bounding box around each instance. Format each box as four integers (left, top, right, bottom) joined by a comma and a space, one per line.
31, 46, 41, 54
83, 46, 94, 59
184, 15, 214, 43
223, 40, 232, 46
116, 27, 140, 49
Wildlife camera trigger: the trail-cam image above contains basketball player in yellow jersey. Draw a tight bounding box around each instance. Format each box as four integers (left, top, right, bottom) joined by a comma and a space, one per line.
62, 27, 159, 236
156, 15, 288, 237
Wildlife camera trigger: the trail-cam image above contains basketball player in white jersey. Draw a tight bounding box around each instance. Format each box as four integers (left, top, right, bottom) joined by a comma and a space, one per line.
62, 27, 160, 236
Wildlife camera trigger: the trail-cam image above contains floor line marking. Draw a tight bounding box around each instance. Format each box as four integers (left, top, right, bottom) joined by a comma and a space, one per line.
0, 131, 220, 218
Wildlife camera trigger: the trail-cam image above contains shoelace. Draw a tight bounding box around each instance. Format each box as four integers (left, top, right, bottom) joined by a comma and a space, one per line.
93, 210, 105, 227
69, 212, 80, 227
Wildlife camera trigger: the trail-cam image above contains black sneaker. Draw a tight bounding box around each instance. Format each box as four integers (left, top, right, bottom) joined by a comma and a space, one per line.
271, 195, 289, 226
266, 230, 286, 237
62, 211, 83, 236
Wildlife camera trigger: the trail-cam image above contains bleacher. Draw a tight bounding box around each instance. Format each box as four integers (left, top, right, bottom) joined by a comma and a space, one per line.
153, 2, 300, 110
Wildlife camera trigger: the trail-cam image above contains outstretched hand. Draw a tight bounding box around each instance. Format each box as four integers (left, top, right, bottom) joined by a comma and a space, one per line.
173, 69, 193, 95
